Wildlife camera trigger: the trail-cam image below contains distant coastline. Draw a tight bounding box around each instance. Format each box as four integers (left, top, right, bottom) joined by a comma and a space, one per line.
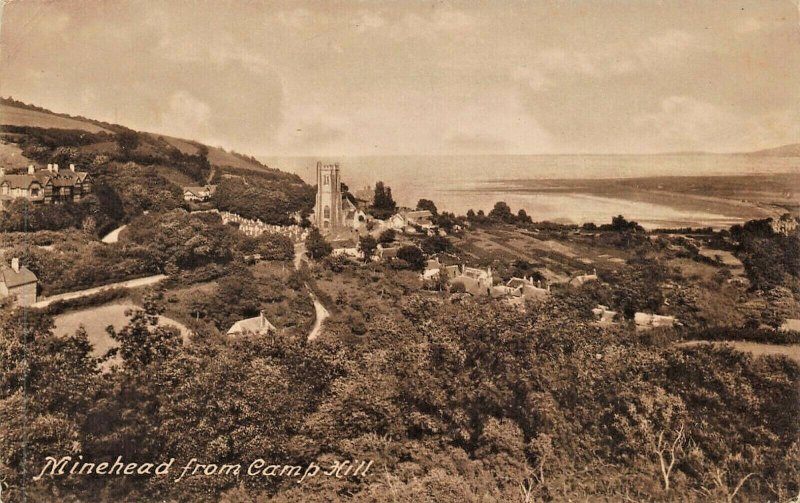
264, 154, 798, 229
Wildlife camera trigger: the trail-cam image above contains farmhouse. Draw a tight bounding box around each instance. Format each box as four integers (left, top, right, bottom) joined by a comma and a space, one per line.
227, 312, 276, 336
0, 258, 38, 306
0, 164, 91, 204
183, 184, 217, 202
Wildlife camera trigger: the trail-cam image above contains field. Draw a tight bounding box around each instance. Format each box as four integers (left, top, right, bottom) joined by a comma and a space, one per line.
53, 301, 190, 360
151, 133, 272, 172
0, 140, 29, 166
0, 104, 113, 133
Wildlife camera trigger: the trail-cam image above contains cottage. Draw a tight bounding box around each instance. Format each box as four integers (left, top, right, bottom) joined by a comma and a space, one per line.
389, 209, 434, 233
634, 312, 676, 330
183, 184, 217, 202
375, 244, 399, 261
227, 311, 276, 336
0, 164, 91, 204
591, 304, 617, 324
0, 258, 38, 306
506, 276, 550, 300
422, 259, 463, 284
569, 269, 598, 287
451, 265, 494, 296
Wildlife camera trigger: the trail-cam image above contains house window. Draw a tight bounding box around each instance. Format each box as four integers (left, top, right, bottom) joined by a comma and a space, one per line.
324, 175, 330, 185
324, 206, 331, 219
31, 188, 40, 197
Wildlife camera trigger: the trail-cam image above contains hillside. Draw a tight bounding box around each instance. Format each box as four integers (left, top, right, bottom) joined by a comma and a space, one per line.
0, 98, 314, 235
743, 142, 800, 157
0, 98, 272, 173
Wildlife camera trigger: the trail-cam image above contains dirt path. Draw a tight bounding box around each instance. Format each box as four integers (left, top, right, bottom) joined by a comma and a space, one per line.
307, 291, 330, 341
294, 242, 330, 341
101, 224, 127, 244
680, 340, 800, 364
33, 274, 167, 308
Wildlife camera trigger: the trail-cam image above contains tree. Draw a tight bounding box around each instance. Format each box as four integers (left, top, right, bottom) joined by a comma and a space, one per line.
652, 424, 686, 493
107, 297, 182, 369
489, 201, 515, 223
370, 181, 397, 219
305, 227, 332, 260
396, 245, 425, 271
115, 129, 140, 152
378, 228, 396, 244
517, 209, 532, 224
421, 234, 452, 254
417, 199, 438, 215
358, 235, 378, 262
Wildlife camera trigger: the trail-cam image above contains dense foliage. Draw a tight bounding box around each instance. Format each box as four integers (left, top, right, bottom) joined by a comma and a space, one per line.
212, 171, 314, 225
2, 293, 797, 502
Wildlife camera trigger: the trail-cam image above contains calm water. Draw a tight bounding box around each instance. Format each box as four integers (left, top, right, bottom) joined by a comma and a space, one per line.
261, 154, 797, 228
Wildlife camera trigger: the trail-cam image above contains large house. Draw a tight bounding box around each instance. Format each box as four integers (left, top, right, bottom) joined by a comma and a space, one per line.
771, 213, 798, 235
183, 184, 217, 202
0, 164, 91, 204
0, 258, 38, 306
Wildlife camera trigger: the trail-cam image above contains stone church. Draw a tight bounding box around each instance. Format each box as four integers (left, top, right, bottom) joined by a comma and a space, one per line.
312, 162, 367, 235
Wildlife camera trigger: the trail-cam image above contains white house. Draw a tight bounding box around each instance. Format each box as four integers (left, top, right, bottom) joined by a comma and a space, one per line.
227, 311, 276, 336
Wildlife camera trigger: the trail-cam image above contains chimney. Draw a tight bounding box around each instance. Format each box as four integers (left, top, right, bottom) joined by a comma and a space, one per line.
28, 165, 35, 174
11, 258, 20, 273
69, 163, 76, 172
47, 164, 52, 172
0, 167, 4, 176
53, 163, 59, 173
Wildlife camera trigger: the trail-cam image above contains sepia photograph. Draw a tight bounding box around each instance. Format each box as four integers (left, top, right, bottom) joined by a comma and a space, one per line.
0, 0, 798, 501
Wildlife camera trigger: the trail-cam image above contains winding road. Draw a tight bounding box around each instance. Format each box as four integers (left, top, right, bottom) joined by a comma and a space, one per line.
294, 243, 329, 341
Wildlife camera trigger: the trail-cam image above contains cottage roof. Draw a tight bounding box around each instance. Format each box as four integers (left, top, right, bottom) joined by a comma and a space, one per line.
227, 313, 276, 335
183, 185, 216, 195
507, 277, 533, 289
0, 265, 38, 288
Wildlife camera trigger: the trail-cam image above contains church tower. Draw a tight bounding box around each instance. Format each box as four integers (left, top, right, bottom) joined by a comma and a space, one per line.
314, 161, 344, 232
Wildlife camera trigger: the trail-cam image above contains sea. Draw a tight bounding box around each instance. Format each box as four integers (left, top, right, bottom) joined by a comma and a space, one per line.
260, 154, 798, 229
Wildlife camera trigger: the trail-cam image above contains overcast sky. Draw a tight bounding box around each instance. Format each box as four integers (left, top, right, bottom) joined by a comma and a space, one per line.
1, 0, 798, 155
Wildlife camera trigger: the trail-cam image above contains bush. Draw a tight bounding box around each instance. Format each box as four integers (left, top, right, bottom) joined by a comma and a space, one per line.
378, 228, 396, 244
396, 245, 425, 271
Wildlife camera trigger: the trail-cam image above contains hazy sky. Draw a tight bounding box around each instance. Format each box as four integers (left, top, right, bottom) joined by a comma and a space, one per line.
1, 0, 798, 155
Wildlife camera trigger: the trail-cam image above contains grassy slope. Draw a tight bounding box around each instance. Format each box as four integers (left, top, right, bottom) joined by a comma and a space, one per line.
0, 101, 271, 173
0, 104, 114, 134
